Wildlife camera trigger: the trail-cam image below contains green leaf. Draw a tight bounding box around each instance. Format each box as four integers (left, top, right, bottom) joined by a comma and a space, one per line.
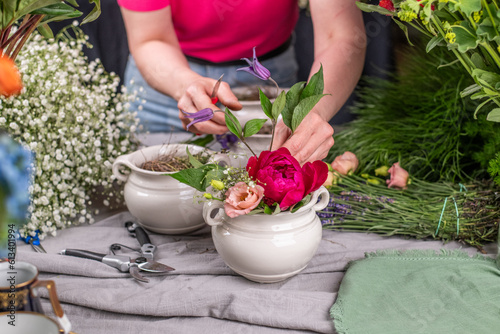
476, 17, 500, 43
263, 204, 273, 215
393, 18, 414, 46
204, 167, 226, 189
246, 209, 265, 215
224, 107, 242, 139
300, 65, 324, 99
355, 2, 394, 16
272, 203, 281, 215
271, 90, 286, 120
169, 165, 216, 192
451, 22, 478, 53
36, 22, 54, 38
186, 147, 204, 168
470, 52, 488, 71
472, 68, 500, 90
185, 134, 214, 147
258, 88, 273, 119
486, 108, 500, 122
290, 194, 311, 213
281, 81, 305, 129
65, 0, 79, 6
460, 84, 482, 98
457, 0, 481, 17
81, 0, 101, 24
426, 35, 444, 53
290, 94, 327, 132
31, 3, 80, 17
14, 0, 65, 21
243, 119, 268, 138
470, 91, 488, 100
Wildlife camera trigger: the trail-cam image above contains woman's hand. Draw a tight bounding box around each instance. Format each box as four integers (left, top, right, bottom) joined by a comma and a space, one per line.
271, 111, 334, 165
177, 77, 242, 135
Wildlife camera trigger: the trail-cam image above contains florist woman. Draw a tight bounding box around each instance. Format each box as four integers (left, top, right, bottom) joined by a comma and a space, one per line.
118, 0, 366, 164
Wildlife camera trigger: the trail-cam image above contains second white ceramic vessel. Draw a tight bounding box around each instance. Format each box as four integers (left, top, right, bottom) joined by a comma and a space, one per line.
112, 144, 218, 234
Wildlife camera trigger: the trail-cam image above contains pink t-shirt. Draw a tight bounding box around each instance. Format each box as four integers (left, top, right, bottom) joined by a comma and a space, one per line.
117, 0, 298, 62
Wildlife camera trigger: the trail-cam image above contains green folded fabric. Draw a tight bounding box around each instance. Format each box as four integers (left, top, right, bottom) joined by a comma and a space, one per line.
331, 250, 500, 334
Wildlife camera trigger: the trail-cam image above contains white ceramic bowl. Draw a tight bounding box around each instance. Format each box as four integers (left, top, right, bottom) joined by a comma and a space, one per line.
112, 144, 225, 234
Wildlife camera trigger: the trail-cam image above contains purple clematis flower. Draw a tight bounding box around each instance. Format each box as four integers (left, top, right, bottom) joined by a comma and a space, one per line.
181, 108, 214, 130
236, 47, 271, 81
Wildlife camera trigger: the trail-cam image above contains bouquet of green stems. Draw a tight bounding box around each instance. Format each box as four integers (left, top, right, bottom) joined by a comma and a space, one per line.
358, 0, 500, 123
321, 174, 500, 250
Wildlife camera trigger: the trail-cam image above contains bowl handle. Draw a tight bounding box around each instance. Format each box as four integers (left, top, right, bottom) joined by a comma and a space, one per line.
203, 200, 225, 226
211, 152, 231, 167
112, 154, 134, 182
311, 186, 330, 212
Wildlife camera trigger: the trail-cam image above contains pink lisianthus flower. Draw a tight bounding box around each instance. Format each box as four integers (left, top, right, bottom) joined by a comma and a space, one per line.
331, 151, 359, 175
386, 162, 409, 190
224, 182, 265, 218
246, 147, 328, 210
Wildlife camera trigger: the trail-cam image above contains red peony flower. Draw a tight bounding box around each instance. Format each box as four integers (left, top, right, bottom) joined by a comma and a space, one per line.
0, 55, 23, 97
379, 0, 395, 12
246, 147, 328, 210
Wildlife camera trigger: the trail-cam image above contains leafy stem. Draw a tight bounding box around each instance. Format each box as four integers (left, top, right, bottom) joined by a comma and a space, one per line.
269, 119, 277, 151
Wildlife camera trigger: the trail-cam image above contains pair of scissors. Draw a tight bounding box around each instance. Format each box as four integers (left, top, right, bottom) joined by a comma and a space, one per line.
60, 222, 174, 283
210, 74, 224, 104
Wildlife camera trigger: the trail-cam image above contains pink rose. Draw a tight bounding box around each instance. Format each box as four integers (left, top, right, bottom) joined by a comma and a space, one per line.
224, 182, 264, 218
246, 147, 328, 210
386, 162, 409, 189
331, 151, 359, 175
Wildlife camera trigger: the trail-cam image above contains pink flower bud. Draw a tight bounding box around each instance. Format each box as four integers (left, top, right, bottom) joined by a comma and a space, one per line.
331, 152, 359, 176
386, 162, 409, 190
323, 171, 337, 188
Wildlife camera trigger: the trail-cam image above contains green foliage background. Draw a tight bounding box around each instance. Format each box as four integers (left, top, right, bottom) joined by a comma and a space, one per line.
327, 44, 500, 183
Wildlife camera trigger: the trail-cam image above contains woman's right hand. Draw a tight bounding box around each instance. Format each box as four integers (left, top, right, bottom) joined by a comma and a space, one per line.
177, 76, 242, 135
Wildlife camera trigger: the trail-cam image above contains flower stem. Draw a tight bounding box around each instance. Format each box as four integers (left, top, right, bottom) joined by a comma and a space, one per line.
240, 138, 257, 157
268, 77, 280, 98
11, 15, 44, 61
269, 119, 276, 151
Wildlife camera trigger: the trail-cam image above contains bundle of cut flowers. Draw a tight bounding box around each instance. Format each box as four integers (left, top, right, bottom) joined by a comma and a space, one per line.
326, 43, 500, 183
172, 49, 329, 217
321, 152, 500, 250
358, 0, 500, 123
0, 28, 139, 239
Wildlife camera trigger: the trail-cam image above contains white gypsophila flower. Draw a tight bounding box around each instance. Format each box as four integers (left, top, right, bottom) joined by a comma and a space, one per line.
5, 30, 140, 239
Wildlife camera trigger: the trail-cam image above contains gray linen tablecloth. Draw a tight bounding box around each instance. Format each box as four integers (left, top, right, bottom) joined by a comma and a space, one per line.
16, 211, 492, 334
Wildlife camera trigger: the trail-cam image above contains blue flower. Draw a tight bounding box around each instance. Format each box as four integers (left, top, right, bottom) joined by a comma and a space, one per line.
236, 47, 271, 81
181, 108, 214, 130
0, 134, 33, 223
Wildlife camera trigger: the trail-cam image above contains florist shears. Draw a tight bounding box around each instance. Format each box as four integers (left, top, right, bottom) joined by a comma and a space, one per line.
210, 74, 224, 104
60, 222, 174, 283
